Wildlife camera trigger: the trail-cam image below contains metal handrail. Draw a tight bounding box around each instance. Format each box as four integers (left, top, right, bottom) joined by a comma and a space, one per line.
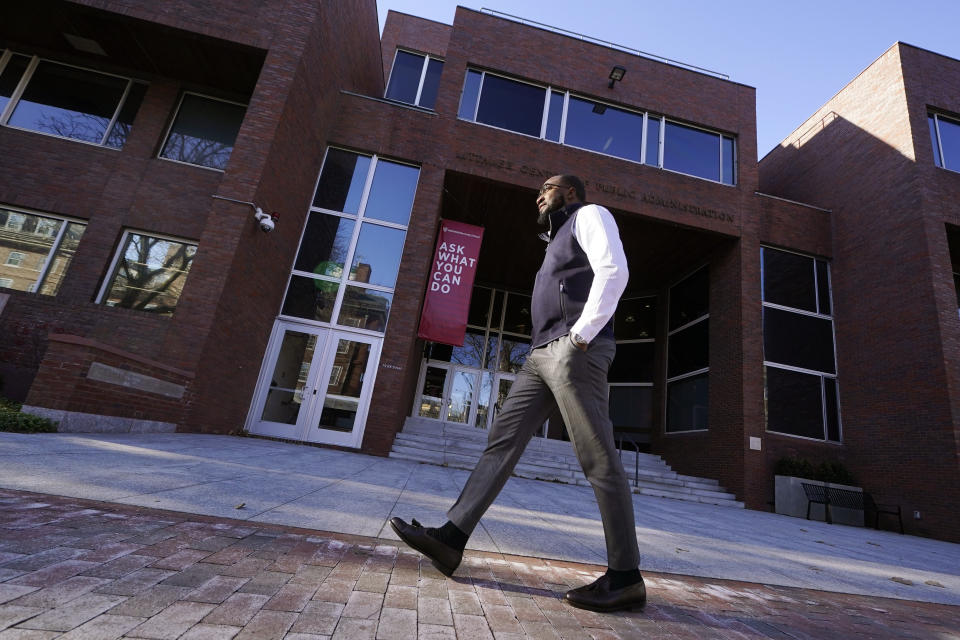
480, 9, 730, 80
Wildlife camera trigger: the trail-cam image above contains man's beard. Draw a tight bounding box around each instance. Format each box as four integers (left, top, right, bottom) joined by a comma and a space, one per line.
537, 199, 563, 226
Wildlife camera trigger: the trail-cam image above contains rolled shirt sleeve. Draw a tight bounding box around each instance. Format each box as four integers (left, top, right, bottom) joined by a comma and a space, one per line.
569, 204, 629, 343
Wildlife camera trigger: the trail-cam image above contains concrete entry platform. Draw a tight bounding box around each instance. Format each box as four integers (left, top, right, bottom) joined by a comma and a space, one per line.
0, 432, 958, 607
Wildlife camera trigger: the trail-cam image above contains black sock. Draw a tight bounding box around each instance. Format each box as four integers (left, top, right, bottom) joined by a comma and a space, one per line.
605, 567, 642, 590
434, 521, 468, 551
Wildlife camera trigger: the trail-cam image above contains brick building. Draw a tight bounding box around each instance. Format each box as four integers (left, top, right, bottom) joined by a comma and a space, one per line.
0, 2, 956, 541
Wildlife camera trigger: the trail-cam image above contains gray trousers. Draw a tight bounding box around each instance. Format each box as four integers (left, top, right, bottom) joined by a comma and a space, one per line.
447, 335, 641, 570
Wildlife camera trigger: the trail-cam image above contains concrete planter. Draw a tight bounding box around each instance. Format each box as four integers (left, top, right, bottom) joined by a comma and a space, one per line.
774, 475, 864, 527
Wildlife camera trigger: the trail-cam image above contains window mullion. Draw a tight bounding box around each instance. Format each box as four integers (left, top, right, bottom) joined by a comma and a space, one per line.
413, 56, 429, 106
640, 112, 648, 164
935, 115, 948, 168
32, 220, 68, 292
101, 79, 132, 145
0, 55, 37, 126
559, 92, 569, 144
330, 155, 378, 326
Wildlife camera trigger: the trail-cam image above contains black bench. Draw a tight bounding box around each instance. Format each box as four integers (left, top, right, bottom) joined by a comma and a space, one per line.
801, 482, 903, 533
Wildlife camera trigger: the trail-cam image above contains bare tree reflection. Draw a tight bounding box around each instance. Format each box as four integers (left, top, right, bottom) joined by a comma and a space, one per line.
106, 235, 196, 315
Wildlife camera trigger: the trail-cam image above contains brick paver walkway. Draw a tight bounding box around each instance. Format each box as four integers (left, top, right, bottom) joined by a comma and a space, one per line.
1, 489, 957, 639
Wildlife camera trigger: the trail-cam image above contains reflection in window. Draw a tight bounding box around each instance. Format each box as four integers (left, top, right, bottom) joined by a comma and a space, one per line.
99, 231, 196, 315
0, 208, 86, 295
160, 93, 246, 171
385, 50, 444, 109
930, 112, 960, 172
666, 269, 708, 432
458, 68, 735, 184
282, 149, 419, 334
761, 246, 839, 441
1, 53, 146, 148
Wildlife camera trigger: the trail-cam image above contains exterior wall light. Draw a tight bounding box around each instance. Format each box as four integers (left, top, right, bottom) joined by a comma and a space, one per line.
608, 65, 626, 88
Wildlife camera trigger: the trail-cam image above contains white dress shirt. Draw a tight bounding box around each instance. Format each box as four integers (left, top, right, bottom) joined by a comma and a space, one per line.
568, 204, 629, 343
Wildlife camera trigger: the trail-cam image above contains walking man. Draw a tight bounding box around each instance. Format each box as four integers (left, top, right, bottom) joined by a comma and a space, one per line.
391, 175, 645, 612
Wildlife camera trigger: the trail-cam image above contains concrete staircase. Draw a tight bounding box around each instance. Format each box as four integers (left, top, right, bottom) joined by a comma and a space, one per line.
390, 417, 744, 508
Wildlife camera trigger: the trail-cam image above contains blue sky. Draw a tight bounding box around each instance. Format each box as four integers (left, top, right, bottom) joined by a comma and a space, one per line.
377, 1, 960, 160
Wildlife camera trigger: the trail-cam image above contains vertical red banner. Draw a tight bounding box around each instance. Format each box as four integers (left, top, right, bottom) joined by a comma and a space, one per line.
417, 220, 484, 346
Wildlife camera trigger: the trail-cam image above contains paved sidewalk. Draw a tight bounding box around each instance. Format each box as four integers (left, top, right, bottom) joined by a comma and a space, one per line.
2, 489, 958, 639
1, 433, 959, 610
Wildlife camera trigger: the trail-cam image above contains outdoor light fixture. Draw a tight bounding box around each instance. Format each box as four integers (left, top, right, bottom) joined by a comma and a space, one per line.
608, 65, 626, 88
212, 195, 278, 232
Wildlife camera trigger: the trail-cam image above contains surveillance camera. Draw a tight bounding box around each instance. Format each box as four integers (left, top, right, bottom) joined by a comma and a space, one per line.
253, 208, 276, 233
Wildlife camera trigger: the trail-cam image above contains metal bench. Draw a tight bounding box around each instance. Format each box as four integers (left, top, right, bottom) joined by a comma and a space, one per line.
801, 482, 903, 533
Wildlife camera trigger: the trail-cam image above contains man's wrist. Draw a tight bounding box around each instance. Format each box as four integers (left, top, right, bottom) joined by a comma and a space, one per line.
570, 332, 589, 351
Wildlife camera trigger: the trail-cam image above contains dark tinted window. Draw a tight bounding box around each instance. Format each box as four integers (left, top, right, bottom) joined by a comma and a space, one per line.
294, 213, 355, 275
664, 121, 720, 182
609, 342, 654, 383
765, 366, 824, 439
475, 74, 545, 137
609, 386, 652, 434
502, 293, 532, 335
645, 116, 660, 166
313, 150, 371, 213
0, 54, 30, 114
824, 377, 840, 441
458, 70, 482, 120
936, 114, 960, 172
362, 160, 419, 225
762, 247, 816, 312
668, 318, 708, 378
816, 259, 831, 314
615, 297, 656, 339
385, 50, 424, 104
160, 94, 246, 170
104, 81, 147, 148
545, 91, 563, 142
930, 115, 943, 167
564, 97, 643, 162
467, 287, 492, 327
669, 268, 708, 329
763, 307, 836, 374
9, 60, 128, 144
666, 373, 708, 432
722, 136, 735, 185
420, 58, 443, 109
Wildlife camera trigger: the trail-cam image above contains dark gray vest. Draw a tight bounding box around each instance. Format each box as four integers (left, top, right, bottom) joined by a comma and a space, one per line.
530, 203, 615, 348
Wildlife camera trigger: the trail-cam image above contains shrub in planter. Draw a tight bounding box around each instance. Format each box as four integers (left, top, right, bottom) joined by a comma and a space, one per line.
0, 398, 58, 433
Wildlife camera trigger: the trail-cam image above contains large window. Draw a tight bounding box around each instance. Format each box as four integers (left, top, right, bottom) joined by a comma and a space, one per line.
159, 93, 247, 171
762, 247, 840, 442
281, 148, 418, 333
385, 50, 443, 109
929, 112, 960, 172
665, 268, 709, 432
609, 296, 657, 446
0, 50, 147, 149
98, 231, 197, 316
458, 69, 736, 185
0, 207, 86, 295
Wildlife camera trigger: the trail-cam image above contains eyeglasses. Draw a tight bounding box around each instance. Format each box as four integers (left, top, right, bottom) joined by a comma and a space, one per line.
538, 182, 568, 195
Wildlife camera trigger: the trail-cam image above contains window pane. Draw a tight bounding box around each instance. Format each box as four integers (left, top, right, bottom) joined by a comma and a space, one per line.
545, 91, 563, 142
458, 70, 482, 120
418, 366, 448, 418
0, 54, 30, 114
669, 267, 708, 329
261, 330, 317, 424
419, 58, 443, 109
475, 371, 492, 428
294, 213, 355, 275
160, 94, 246, 170
10, 60, 127, 144
816, 259, 831, 315
664, 121, 720, 182
475, 74, 545, 137
645, 116, 660, 166
930, 115, 943, 167
497, 336, 530, 373
564, 97, 643, 162
385, 50, 424, 104
447, 371, 475, 423
363, 160, 419, 225
467, 286, 492, 327
722, 136, 735, 185
668, 319, 708, 378
349, 223, 405, 288
445, 328, 486, 367
615, 296, 656, 339
765, 366, 824, 439
825, 377, 840, 442
314, 149, 371, 213
763, 307, 836, 374
37, 222, 86, 296
666, 373, 708, 432
338, 285, 391, 332
281, 275, 337, 323
609, 386, 652, 435
938, 114, 960, 172
104, 81, 147, 149
502, 292, 532, 335
762, 247, 816, 312
610, 342, 654, 383
327, 340, 370, 398
102, 233, 196, 315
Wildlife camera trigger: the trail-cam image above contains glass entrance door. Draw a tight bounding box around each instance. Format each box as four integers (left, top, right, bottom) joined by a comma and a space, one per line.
247, 322, 379, 448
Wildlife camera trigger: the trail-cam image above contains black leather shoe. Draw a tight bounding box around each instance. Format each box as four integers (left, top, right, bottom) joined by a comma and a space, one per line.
564, 573, 646, 612
389, 517, 462, 577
